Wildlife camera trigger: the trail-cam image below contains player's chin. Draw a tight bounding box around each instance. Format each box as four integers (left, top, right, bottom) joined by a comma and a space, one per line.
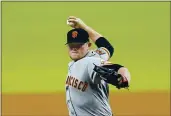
70, 55, 81, 60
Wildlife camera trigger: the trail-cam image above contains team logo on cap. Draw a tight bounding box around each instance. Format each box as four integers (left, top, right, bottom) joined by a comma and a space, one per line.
72, 31, 78, 38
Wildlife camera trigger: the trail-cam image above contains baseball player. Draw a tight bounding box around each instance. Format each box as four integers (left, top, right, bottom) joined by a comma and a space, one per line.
65, 16, 131, 116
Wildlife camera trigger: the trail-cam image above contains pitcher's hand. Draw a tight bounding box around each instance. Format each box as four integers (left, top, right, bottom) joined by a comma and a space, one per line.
67, 16, 87, 29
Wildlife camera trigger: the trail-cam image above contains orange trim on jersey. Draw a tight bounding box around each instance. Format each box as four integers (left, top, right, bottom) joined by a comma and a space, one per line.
101, 47, 110, 60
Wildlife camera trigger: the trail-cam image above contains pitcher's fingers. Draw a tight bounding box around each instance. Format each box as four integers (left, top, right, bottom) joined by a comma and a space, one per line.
68, 16, 77, 20
68, 18, 77, 23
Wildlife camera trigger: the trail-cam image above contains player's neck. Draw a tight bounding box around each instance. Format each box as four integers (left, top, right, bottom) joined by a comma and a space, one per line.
82, 50, 90, 59
73, 50, 90, 62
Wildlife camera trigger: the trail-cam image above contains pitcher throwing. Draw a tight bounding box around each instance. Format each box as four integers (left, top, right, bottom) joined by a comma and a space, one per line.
65, 16, 131, 116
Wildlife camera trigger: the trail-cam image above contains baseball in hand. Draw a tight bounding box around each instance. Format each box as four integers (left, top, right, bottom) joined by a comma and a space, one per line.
67, 20, 75, 27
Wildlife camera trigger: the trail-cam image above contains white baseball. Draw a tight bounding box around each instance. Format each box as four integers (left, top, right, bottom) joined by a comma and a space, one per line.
67, 20, 74, 26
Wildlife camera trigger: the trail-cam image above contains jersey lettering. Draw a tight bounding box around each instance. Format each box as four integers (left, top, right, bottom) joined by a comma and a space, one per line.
66, 78, 69, 84
69, 77, 73, 86
82, 82, 88, 92
66, 76, 89, 92
74, 79, 78, 88
78, 81, 83, 90
72, 78, 75, 87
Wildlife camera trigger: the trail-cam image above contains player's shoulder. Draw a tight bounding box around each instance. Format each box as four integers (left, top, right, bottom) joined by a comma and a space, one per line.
83, 56, 101, 61
92, 47, 111, 61
83, 56, 104, 66
68, 61, 74, 67
95, 47, 110, 57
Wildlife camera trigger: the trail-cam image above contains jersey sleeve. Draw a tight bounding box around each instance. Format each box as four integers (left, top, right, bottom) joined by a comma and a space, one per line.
94, 47, 110, 61
87, 57, 104, 84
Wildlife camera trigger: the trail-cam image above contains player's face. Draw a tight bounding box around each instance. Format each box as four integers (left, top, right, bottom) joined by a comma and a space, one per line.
67, 42, 91, 60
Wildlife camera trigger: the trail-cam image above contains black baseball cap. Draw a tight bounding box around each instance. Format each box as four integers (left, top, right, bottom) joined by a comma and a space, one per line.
65, 28, 89, 44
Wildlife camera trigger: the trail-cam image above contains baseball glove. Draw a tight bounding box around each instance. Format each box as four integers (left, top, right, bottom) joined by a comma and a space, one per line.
93, 64, 129, 89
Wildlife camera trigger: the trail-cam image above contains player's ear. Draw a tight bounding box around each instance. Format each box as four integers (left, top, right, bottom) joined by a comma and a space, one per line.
88, 42, 91, 47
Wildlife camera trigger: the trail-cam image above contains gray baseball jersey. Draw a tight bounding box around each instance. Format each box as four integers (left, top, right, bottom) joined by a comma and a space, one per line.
65, 47, 113, 116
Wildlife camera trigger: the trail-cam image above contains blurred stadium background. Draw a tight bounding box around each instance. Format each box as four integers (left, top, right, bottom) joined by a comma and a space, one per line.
1, 2, 170, 116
